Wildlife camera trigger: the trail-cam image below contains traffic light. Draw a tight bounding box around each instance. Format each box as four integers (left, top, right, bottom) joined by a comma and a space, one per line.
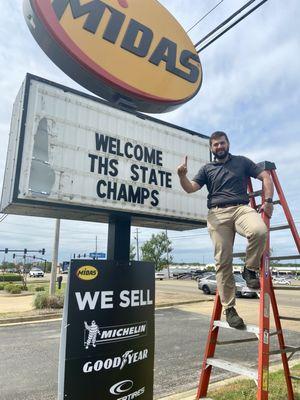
4, 248, 8, 254
24, 248, 27, 254
78, 254, 81, 258
41, 248, 45, 255
83, 253, 86, 258
13, 253, 15, 259
33, 255, 36, 259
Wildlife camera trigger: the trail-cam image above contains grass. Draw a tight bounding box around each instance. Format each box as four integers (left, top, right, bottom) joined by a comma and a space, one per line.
27, 282, 66, 294
209, 364, 300, 400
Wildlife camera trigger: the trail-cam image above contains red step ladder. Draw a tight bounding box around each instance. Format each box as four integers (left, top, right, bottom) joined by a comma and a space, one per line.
197, 161, 300, 400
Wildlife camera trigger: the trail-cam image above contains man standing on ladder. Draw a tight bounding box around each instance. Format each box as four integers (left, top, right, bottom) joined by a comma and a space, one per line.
177, 131, 274, 329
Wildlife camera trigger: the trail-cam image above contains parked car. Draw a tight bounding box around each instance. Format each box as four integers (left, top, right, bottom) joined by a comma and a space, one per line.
272, 277, 291, 285
198, 273, 259, 298
29, 267, 44, 278
155, 272, 165, 280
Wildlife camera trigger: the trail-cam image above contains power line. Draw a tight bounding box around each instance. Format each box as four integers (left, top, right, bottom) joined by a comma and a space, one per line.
186, 0, 226, 33
195, 0, 269, 53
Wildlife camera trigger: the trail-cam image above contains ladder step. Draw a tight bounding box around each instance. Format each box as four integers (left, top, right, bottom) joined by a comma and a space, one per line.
279, 316, 300, 322
206, 358, 258, 380
270, 224, 290, 232
270, 255, 300, 260
290, 376, 300, 381
214, 320, 259, 335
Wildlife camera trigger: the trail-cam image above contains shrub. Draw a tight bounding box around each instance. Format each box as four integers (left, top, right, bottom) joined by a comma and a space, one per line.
5, 284, 22, 294
0, 274, 22, 282
35, 286, 45, 292
34, 293, 64, 309
10, 286, 22, 294
0, 283, 5, 290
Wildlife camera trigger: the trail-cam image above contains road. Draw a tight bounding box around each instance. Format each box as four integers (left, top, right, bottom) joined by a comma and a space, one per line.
0, 304, 299, 399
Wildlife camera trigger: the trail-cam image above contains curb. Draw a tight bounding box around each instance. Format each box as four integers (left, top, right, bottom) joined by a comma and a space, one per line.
0, 299, 212, 325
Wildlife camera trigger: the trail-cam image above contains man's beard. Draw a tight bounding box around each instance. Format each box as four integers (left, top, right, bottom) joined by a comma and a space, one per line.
212, 148, 229, 160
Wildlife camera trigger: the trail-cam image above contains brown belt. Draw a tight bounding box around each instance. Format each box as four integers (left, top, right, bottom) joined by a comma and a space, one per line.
210, 203, 246, 209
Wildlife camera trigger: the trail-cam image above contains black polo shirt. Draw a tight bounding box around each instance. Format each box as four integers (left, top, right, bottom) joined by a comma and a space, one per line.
192, 154, 263, 209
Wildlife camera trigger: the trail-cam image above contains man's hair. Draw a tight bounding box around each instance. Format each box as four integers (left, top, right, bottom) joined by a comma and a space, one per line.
209, 131, 229, 146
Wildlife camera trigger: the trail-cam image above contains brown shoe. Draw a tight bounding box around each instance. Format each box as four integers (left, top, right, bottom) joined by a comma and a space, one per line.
225, 307, 246, 329
242, 267, 260, 289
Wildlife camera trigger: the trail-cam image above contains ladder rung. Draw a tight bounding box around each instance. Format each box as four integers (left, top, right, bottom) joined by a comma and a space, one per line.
270, 255, 300, 260
279, 316, 300, 322
248, 190, 262, 198
206, 358, 258, 380
290, 376, 300, 381
217, 337, 258, 345
214, 320, 259, 334
232, 252, 246, 258
269, 346, 300, 356
270, 224, 290, 232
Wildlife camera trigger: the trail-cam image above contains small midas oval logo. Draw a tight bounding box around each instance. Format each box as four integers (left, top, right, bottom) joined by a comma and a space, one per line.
76, 265, 99, 281
23, 0, 202, 113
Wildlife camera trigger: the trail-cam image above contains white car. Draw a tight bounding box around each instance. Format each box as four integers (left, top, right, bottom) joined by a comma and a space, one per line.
155, 272, 165, 280
29, 268, 44, 278
273, 277, 291, 285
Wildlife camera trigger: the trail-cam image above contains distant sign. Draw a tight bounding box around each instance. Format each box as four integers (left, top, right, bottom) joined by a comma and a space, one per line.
23, 0, 202, 113
89, 252, 106, 259
58, 260, 155, 399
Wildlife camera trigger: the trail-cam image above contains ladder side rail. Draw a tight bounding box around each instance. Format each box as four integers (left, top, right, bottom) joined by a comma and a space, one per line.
248, 178, 258, 209
269, 277, 295, 399
270, 170, 300, 253
197, 293, 222, 399
257, 202, 271, 400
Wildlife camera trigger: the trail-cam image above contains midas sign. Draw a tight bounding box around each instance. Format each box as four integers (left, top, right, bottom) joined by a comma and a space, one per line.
23, 0, 202, 113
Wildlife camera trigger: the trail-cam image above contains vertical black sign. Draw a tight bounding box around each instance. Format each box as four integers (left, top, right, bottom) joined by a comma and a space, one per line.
58, 260, 155, 400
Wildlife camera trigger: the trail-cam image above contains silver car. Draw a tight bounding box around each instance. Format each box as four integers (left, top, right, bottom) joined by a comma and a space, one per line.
198, 273, 259, 298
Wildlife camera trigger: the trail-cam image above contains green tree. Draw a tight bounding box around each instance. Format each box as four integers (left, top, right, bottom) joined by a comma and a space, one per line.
141, 232, 172, 271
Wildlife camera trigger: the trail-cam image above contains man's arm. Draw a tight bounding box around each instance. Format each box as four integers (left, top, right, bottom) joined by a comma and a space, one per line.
177, 156, 202, 193
256, 171, 274, 218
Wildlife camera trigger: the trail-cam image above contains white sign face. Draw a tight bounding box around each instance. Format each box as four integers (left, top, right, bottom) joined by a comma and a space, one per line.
1, 75, 210, 230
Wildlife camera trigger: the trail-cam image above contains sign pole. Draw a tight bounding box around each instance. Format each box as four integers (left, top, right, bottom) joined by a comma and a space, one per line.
107, 215, 131, 262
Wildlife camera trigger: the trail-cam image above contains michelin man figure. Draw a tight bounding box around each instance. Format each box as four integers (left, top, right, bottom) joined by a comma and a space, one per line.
84, 320, 100, 349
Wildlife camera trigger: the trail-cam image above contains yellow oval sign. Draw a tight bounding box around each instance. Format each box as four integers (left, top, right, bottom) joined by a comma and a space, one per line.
76, 265, 99, 281
24, 0, 202, 113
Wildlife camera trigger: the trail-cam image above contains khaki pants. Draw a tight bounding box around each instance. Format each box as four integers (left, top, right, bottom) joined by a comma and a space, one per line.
207, 205, 267, 309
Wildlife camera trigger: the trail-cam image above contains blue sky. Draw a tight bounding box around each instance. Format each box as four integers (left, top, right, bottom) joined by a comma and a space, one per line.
0, 1, 299, 265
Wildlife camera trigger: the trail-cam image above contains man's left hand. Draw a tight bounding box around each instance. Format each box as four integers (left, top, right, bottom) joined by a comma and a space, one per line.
259, 202, 274, 218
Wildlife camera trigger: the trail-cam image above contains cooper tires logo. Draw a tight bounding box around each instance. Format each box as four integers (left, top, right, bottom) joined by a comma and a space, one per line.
110, 380, 133, 395
76, 265, 98, 280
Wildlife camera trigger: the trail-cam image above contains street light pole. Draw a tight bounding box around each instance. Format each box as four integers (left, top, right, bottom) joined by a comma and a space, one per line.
50, 219, 61, 295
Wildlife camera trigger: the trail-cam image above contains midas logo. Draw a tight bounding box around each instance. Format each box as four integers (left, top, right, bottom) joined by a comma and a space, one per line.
24, 0, 202, 113
76, 265, 99, 281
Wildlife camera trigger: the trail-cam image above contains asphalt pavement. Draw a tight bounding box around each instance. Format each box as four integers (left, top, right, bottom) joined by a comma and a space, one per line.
0, 307, 300, 400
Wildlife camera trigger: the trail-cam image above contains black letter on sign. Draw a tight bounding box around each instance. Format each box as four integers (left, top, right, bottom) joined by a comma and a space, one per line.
52, 0, 125, 40
96, 180, 106, 198
179, 50, 200, 83
121, 19, 153, 57
149, 37, 200, 83
95, 133, 109, 152
151, 190, 159, 207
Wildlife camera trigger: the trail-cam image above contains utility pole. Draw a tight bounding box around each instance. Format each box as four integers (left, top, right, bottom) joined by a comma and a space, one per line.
165, 229, 170, 279
95, 235, 98, 253
134, 228, 140, 261
50, 219, 60, 295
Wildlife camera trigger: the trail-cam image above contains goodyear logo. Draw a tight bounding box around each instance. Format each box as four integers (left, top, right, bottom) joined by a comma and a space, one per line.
76, 266, 99, 281
24, 0, 202, 113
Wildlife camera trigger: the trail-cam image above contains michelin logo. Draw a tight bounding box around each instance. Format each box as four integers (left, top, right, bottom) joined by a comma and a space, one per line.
82, 349, 148, 373
84, 320, 147, 348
